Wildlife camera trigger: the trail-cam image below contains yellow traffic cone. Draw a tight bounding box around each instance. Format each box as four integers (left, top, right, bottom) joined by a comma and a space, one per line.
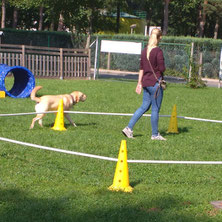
0, 91, 5, 98
167, 104, 179, 133
51, 99, 66, 131
108, 140, 133, 193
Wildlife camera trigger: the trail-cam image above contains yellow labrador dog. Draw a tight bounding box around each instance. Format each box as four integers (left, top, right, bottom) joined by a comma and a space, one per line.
30, 86, 86, 129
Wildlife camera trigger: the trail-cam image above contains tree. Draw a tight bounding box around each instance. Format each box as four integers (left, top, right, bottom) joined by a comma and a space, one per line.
1, 0, 6, 28
57, 13, 64, 31
8, 0, 38, 29
198, 0, 208, 37
1, 0, 222, 38
104, 0, 127, 33
12, 7, 18, 28
126, 0, 163, 33
38, 5, 43, 30
163, 0, 170, 35
204, 0, 222, 39
168, 0, 201, 36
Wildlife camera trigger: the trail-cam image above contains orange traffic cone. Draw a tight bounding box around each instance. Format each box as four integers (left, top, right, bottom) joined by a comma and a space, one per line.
51, 99, 66, 131
108, 140, 133, 193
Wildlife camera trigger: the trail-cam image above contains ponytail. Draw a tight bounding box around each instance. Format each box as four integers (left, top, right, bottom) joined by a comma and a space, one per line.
147, 28, 162, 60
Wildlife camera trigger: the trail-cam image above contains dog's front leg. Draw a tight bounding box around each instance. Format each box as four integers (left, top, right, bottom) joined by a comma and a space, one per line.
30, 118, 36, 129
64, 113, 77, 127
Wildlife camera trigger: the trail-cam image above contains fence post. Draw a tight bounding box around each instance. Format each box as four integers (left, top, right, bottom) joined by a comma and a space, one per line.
93, 37, 99, 80
218, 47, 222, 88
198, 51, 203, 77
22, 45, 25, 67
87, 48, 91, 79
188, 42, 194, 81
60, 48, 63, 79
107, 52, 111, 70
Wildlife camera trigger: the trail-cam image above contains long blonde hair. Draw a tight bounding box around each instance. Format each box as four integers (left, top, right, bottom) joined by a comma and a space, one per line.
147, 28, 162, 60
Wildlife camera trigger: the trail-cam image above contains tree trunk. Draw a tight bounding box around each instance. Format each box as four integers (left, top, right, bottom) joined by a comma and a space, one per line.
214, 17, 219, 39
88, 8, 93, 34
12, 7, 18, 29
38, 6, 44, 31
50, 21, 55, 31
57, 13, 64, 31
163, 0, 170, 35
1, 0, 6, 28
198, 0, 208, 38
85, 34, 90, 49
116, 3, 120, 33
146, 6, 152, 33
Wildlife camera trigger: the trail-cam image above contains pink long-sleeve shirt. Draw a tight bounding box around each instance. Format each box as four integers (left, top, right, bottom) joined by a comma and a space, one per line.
140, 47, 166, 87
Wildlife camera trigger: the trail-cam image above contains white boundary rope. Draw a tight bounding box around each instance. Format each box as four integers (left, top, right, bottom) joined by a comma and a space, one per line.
0, 110, 222, 123
0, 111, 57, 116
0, 137, 118, 162
127, 160, 222, 165
1, 136, 222, 165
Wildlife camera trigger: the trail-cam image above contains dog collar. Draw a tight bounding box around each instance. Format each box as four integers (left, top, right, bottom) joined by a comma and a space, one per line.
70, 94, 75, 103
70, 94, 79, 103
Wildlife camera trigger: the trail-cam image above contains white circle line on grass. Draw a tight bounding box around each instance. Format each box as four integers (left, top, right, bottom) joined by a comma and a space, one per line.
0, 136, 118, 162
0, 111, 222, 123
1, 136, 222, 165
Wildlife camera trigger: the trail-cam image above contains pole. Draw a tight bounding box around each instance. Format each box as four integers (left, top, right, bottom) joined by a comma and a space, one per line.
93, 37, 98, 80
218, 47, 222, 88
188, 42, 194, 82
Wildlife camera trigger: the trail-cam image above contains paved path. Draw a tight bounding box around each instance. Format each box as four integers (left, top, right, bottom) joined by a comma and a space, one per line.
202, 78, 221, 88
94, 69, 221, 88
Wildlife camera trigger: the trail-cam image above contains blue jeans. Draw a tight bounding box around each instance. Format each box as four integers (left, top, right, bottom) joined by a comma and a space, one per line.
128, 82, 163, 136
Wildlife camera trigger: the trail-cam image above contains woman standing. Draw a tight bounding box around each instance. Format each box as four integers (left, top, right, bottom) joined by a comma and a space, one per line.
122, 28, 166, 140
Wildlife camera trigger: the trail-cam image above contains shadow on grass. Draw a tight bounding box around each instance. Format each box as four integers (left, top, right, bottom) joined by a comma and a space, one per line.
160, 127, 191, 137
44, 122, 97, 128
130, 179, 143, 187
0, 188, 218, 222
133, 134, 143, 138
70, 122, 97, 127
125, 127, 190, 139
178, 127, 190, 133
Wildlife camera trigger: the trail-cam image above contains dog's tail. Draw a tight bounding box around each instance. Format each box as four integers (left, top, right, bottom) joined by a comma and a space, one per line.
30, 86, 42, 103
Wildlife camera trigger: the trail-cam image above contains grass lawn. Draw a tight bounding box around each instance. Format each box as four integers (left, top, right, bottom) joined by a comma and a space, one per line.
1, 78, 222, 221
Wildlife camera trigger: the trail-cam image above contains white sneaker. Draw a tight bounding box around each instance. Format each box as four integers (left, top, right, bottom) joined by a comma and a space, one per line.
151, 133, 166, 141
122, 127, 134, 139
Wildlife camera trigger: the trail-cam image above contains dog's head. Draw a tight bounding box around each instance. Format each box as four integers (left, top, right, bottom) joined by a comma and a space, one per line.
71, 91, 87, 103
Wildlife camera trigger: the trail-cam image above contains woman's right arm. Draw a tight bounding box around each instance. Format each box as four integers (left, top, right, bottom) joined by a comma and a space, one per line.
136, 49, 145, 94
135, 69, 143, 94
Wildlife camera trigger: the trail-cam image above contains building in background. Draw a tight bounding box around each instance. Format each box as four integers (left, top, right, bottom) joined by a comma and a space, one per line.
99, 12, 146, 35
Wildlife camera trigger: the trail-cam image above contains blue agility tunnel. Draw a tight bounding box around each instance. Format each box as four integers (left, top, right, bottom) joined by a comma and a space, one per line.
0, 64, 35, 98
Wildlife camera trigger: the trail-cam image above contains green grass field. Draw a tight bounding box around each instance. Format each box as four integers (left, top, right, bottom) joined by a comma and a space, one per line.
1, 78, 222, 222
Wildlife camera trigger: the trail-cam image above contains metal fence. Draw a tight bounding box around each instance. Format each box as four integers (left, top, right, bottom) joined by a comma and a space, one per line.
90, 37, 221, 80
91, 38, 190, 79
0, 44, 91, 79
193, 44, 221, 79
